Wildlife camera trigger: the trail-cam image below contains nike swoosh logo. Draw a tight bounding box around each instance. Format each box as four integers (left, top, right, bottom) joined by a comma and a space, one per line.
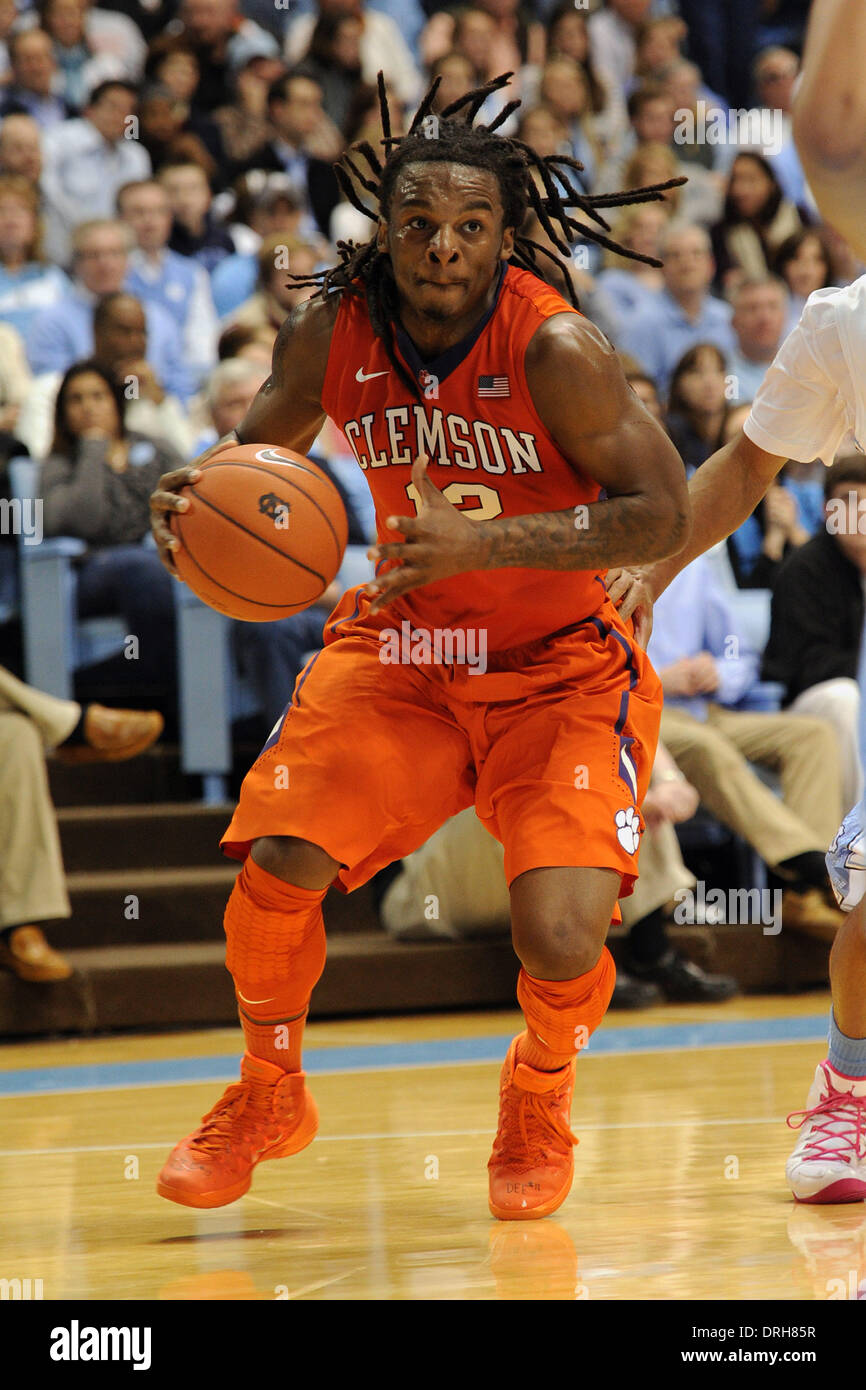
237, 992, 277, 1005
355, 367, 389, 382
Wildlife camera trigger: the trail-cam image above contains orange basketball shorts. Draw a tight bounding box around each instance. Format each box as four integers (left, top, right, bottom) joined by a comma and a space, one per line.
221, 586, 663, 900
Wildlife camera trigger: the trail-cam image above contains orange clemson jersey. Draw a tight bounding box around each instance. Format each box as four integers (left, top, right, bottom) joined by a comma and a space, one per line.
321, 264, 609, 652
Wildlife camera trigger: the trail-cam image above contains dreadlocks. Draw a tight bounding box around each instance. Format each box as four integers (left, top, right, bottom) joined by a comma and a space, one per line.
289, 72, 686, 397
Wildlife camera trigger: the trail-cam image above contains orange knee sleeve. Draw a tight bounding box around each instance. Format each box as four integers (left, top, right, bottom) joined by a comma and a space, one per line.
224, 855, 327, 1016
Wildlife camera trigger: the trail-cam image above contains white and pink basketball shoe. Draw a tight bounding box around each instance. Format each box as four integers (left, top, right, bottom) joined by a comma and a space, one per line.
786, 1062, 866, 1204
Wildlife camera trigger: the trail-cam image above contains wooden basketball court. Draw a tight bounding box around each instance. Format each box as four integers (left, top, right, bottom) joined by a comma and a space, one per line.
2, 991, 861, 1302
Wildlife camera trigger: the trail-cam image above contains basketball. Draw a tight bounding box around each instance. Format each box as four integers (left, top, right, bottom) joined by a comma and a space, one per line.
170, 443, 348, 621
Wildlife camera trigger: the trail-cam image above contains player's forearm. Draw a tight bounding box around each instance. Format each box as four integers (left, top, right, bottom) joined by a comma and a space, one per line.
477, 492, 689, 572
794, 0, 866, 169
793, 1, 866, 262
643, 438, 780, 599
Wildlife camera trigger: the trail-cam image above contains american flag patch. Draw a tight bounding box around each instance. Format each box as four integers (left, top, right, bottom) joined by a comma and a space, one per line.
477, 375, 510, 397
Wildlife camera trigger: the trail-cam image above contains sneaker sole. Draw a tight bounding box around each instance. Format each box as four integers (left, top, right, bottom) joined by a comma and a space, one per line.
156, 1093, 319, 1210
792, 1177, 866, 1205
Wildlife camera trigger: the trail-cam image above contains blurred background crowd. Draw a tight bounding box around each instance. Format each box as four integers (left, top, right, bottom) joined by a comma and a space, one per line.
3, 0, 862, 1000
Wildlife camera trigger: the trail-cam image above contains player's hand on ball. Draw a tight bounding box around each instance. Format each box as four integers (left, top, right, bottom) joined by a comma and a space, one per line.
149, 466, 202, 574
365, 454, 487, 614
606, 566, 654, 648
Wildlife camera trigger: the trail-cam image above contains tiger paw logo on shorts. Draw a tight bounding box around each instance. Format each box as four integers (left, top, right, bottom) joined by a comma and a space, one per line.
615, 807, 641, 854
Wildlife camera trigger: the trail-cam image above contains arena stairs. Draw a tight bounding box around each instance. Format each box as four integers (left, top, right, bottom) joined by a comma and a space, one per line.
0, 745, 834, 1038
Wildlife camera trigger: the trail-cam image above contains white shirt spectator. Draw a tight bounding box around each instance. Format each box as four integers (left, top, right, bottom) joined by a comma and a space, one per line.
40, 117, 151, 265
284, 8, 421, 107
16, 369, 196, 460
744, 281, 866, 466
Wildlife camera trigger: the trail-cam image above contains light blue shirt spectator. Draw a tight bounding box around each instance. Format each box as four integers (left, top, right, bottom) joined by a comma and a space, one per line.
211, 252, 258, 319
619, 287, 735, 392
25, 283, 195, 400
649, 554, 759, 721
593, 268, 661, 337
725, 347, 772, 405
40, 111, 151, 265
0, 261, 69, 339
126, 247, 218, 389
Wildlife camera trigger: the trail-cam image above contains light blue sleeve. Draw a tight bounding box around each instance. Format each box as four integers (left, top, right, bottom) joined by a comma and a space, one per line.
703, 565, 759, 705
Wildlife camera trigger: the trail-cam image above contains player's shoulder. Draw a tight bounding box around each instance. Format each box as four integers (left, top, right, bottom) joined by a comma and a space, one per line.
273, 289, 344, 363
796, 278, 866, 336
524, 305, 617, 378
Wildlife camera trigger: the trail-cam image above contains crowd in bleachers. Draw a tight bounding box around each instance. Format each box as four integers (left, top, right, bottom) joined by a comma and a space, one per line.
2, 0, 859, 995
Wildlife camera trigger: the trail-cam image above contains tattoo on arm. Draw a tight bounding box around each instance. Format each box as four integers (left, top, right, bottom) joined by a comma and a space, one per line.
480, 495, 687, 572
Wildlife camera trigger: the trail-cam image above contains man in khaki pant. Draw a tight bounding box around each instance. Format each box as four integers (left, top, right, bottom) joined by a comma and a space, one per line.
379, 742, 739, 1005
650, 552, 844, 938
0, 665, 161, 980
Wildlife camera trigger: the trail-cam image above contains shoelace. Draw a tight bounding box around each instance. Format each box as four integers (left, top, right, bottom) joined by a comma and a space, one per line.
188, 1081, 276, 1159
787, 1085, 866, 1164
492, 1083, 578, 1174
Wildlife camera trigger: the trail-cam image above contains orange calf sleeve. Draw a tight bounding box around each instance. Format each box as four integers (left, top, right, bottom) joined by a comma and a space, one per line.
224, 856, 327, 1072
516, 947, 616, 1071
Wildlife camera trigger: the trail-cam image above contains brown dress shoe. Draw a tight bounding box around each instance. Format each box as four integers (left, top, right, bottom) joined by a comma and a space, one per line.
0, 926, 73, 982
56, 704, 164, 764
782, 888, 844, 943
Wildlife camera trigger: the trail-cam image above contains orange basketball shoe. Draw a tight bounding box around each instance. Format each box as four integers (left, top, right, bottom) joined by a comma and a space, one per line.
157, 1054, 318, 1209
488, 1035, 578, 1221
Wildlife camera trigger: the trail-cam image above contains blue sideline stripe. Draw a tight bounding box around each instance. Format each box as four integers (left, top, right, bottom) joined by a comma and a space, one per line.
0, 1015, 828, 1097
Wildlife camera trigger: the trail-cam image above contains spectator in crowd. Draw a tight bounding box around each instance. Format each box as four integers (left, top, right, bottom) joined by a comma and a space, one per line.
225, 232, 318, 343
662, 60, 727, 171
594, 200, 666, 329
118, 176, 218, 386
170, 0, 280, 114
296, 10, 364, 133
618, 222, 736, 393
285, 0, 420, 109
216, 320, 273, 366
210, 178, 310, 317
40, 77, 151, 265
40, 0, 137, 112
19, 289, 197, 458
0, 0, 15, 83
773, 227, 834, 335
544, 1, 624, 160
192, 354, 266, 453
243, 71, 342, 239
726, 471, 812, 591
211, 42, 285, 166
709, 152, 804, 293
651, 550, 846, 940
727, 274, 790, 403
0, 112, 43, 183
763, 454, 866, 810
0, 321, 32, 432
0, 664, 162, 983
0, 28, 72, 129
40, 358, 182, 700
665, 343, 731, 475
428, 51, 476, 117
517, 103, 569, 161
617, 138, 722, 228
0, 173, 68, 339
136, 80, 224, 188
378, 742, 738, 1005
748, 46, 806, 208
587, 0, 652, 101
538, 56, 601, 187
25, 218, 194, 398
633, 15, 687, 86
158, 156, 234, 273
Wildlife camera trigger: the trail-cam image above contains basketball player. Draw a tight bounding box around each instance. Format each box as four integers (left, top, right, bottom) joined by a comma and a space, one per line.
150, 76, 689, 1220
611, 0, 866, 1205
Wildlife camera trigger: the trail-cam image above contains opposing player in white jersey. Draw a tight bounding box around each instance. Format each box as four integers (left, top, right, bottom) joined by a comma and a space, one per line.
612, 0, 866, 1203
